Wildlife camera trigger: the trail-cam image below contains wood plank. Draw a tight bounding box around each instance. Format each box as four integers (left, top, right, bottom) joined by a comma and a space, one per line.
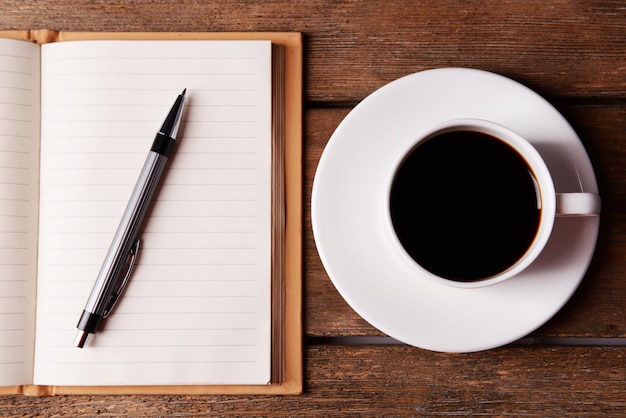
0, 1, 624, 101
1, 345, 624, 415
304, 105, 626, 338
305, 345, 626, 415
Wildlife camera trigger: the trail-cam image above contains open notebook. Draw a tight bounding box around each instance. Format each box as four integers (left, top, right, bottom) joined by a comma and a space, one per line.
0, 31, 302, 395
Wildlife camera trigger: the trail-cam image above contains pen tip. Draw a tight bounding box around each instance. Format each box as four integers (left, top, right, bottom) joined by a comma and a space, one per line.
181, 88, 186, 96
74, 330, 90, 348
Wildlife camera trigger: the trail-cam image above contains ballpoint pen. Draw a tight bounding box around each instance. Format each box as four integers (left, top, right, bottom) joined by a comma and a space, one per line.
74, 89, 187, 348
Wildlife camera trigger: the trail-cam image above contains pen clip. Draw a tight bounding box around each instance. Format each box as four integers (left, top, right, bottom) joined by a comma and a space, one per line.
103, 238, 141, 318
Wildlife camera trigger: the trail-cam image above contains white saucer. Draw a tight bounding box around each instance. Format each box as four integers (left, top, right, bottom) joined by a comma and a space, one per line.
311, 68, 600, 352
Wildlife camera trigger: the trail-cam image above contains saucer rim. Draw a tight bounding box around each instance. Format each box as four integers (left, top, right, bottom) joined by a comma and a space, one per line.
311, 68, 600, 352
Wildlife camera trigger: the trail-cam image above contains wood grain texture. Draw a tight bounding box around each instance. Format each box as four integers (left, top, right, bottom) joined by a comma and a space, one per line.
0, 345, 624, 416
0, 0, 624, 102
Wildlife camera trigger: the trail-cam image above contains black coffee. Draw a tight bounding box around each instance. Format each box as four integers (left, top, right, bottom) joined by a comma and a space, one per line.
389, 130, 541, 282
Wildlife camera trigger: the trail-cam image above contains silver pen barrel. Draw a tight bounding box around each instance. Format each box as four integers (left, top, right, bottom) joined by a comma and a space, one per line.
83, 151, 168, 315
75, 90, 186, 347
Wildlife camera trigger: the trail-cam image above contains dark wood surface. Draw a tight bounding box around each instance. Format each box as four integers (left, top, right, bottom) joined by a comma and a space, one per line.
1, 0, 625, 415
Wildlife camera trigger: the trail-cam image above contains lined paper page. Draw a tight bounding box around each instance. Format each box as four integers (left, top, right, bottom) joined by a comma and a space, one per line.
34, 40, 272, 386
0, 39, 40, 387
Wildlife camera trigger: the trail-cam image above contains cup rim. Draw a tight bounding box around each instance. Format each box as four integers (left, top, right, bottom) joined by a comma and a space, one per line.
384, 118, 557, 289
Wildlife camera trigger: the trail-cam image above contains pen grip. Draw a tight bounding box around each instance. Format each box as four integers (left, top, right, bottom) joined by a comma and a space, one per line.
82, 150, 169, 316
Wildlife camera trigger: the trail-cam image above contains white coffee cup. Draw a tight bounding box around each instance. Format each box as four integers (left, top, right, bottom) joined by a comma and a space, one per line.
385, 118, 601, 289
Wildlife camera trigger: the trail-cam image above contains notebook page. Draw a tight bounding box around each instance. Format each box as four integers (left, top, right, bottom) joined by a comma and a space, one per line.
0, 39, 40, 387
34, 40, 272, 386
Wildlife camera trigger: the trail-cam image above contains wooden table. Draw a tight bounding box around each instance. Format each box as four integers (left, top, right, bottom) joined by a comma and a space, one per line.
1, 1, 625, 415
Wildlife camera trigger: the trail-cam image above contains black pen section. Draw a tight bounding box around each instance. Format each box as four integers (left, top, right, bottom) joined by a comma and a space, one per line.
157, 89, 186, 138
74, 310, 104, 348
151, 89, 186, 157
150, 133, 176, 157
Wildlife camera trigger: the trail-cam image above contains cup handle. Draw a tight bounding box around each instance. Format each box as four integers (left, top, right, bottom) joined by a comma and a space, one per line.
556, 192, 601, 216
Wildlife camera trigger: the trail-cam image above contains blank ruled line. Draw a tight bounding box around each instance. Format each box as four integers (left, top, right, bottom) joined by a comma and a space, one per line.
0, 70, 32, 76
111, 327, 256, 331
44, 278, 256, 283
46, 135, 144, 140
46, 295, 256, 300
0, 53, 32, 60
0, 181, 30, 186
47, 183, 257, 187
121, 295, 257, 299
113, 311, 257, 315
0, 117, 32, 123
44, 343, 256, 349
133, 278, 257, 282
44, 167, 257, 171
142, 246, 257, 250
45, 360, 257, 365
49, 87, 257, 93
163, 183, 258, 186
174, 151, 258, 155
0, 85, 32, 91
155, 198, 257, 203
0, 165, 29, 170
50, 72, 257, 77
45, 151, 144, 155
184, 119, 257, 123
0, 149, 30, 154
47, 183, 135, 187
46, 119, 158, 124
179, 136, 256, 140
46, 119, 257, 124
33, 247, 106, 251
0, 101, 32, 107
43, 231, 256, 235
50, 55, 257, 61
166, 168, 258, 171
0, 133, 31, 139
43, 246, 255, 251
43, 327, 256, 332
49, 103, 169, 109
46, 215, 118, 219
47, 199, 128, 202
46, 168, 139, 171
45, 134, 255, 140
41, 312, 254, 316
147, 215, 256, 219
191, 104, 256, 108
49, 103, 255, 109
142, 231, 256, 234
